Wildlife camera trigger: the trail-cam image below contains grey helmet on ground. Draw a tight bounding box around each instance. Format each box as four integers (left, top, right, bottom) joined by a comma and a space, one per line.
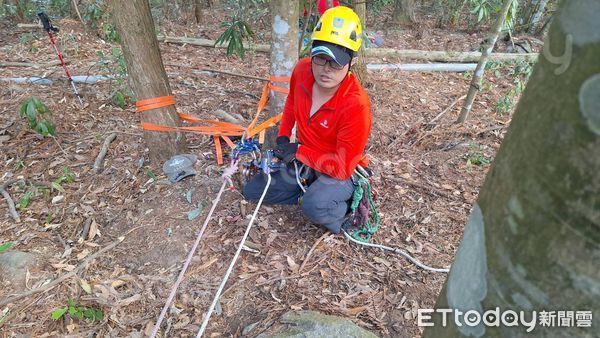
162, 154, 198, 183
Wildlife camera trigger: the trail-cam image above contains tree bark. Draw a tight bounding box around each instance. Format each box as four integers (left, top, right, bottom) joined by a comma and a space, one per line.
425, 0, 600, 336
110, 0, 187, 164
393, 0, 416, 26
457, 0, 513, 123
528, 0, 549, 34
266, 0, 298, 148
351, 0, 368, 86
194, 0, 203, 24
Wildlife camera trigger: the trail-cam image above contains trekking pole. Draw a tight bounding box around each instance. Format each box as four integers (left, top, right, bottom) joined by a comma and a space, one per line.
37, 12, 84, 107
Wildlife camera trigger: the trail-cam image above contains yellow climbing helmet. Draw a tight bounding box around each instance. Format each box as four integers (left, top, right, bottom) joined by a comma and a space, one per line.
311, 6, 362, 52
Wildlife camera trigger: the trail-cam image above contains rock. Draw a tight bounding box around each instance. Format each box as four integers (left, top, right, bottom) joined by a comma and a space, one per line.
0, 251, 38, 290
258, 310, 378, 338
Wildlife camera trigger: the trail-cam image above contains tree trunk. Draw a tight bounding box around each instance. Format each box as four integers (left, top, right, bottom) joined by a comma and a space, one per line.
456, 0, 512, 123
425, 1, 600, 337
110, 0, 187, 164
14, 0, 25, 21
393, 0, 416, 26
194, 0, 203, 24
351, 0, 368, 86
518, 0, 537, 33
528, 0, 549, 34
266, 0, 298, 148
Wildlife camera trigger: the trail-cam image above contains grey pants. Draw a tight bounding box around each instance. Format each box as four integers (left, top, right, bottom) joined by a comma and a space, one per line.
242, 166, 354, 234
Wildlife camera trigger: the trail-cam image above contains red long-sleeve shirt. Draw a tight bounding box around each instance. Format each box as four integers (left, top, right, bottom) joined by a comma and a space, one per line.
278, 58, 371, 180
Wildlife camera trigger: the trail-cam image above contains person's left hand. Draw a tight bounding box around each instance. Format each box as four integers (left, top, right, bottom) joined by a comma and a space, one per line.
274, 142, 299, 164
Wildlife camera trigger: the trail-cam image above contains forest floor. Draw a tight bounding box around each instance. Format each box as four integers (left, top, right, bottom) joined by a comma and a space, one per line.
0, 5, 540, 338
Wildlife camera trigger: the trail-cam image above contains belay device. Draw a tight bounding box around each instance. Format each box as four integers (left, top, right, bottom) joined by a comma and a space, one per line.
37, 12, 84, 106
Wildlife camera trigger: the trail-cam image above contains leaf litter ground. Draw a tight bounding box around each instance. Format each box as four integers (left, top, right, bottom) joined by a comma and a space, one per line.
0, 7, 532, 338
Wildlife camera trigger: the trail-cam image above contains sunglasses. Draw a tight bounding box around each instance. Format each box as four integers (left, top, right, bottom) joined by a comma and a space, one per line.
311, 55, 345, 70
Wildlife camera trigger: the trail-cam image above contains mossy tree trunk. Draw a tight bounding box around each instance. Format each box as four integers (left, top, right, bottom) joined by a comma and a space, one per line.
110, 0, 187, 164
266, 0, 298, 148
425, 0, 600, 336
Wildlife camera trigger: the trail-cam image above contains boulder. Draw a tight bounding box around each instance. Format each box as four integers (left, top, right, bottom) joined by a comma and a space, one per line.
259, 310, 378, 338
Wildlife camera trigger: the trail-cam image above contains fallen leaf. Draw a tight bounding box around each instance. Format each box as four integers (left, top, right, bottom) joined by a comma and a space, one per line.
116, 294, 141, 306
286, 255, 299, 274
77, 249, 90, 260
87, 219, 101, 241
173, 315, 191, 330
111, 279, 126, 288
346, 305, 368, 316
373, 256, 392, 267
187, 204, 203, 220
144, 321, 154, 336
198, 257, 218, 271
80, 279, 92, 294
66, 323, 77, 333
411, 238, 423, 253
94, 284, 112, 303
49, 158, 65, 169
51, 263, 76, 272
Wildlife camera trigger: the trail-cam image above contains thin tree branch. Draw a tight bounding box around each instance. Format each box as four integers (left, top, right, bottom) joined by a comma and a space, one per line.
93, 133, 117, 174
1, 179, 21, 223
299, 232, 331, 273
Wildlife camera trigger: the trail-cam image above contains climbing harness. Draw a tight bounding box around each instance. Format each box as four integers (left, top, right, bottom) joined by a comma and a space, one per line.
38, 12, 84, 106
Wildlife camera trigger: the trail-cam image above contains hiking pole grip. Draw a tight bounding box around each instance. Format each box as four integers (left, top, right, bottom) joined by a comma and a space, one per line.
37, 12, 59, 33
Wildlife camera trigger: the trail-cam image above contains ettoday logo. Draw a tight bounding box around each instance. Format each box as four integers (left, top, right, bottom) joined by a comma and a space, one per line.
417, 308, 593, 333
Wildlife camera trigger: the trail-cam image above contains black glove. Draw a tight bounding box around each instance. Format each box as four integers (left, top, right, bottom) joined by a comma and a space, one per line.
274, 142, 298, 164
276, 136, 290, 145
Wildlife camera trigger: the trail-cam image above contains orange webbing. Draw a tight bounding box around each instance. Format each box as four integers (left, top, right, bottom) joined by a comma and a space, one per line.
136, 95, 176, 112
246, 76, 290, 135
134, 75, 290, 164
213, 136, 223, 165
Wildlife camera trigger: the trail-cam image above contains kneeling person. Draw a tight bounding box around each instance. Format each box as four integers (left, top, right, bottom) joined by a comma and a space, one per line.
243, 6, 372, 234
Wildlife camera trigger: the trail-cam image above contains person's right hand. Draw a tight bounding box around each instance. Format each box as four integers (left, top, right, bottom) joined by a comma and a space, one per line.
276, 136, 290, 145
